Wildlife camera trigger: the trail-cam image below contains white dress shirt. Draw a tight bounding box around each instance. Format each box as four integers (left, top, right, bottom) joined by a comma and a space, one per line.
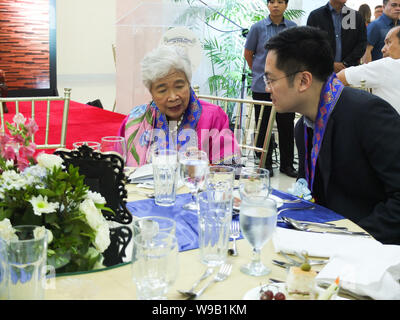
344, 57, 400, 114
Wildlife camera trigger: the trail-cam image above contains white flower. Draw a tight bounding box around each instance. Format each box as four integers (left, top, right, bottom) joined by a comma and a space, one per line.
13, 113, 26, 125
0, 219, 18, 242
29, 195, 59, 216
1, 170, 28, 191
79, 198, 105, 230
86, 191, 106, 205
33, 226, 53, 244
5, 159, 14, 168
94, 224, 111, 253
36, 153, 63, 170
22, 164, 47, 181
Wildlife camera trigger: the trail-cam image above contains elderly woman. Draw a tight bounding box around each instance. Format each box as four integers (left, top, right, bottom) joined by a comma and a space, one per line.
119, 45, 241, 167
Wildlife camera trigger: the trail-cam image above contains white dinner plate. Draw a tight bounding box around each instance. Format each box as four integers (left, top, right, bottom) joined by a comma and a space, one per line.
243, 282, 346, 300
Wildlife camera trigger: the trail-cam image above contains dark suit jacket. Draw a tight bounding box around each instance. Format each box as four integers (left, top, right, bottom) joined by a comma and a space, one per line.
307, 3, 367, 67
295, 87, 400, 245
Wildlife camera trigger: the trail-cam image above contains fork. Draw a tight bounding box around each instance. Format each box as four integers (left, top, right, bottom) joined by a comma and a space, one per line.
187, 264, 232, 299
228, 220, 240, 256
177, 267, 214, 297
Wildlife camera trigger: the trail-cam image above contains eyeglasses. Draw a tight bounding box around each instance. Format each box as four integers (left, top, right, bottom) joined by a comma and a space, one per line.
263, 71, 303, 89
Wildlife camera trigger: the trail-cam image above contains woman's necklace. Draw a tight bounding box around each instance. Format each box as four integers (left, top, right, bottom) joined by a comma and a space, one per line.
168, 115, 183, 135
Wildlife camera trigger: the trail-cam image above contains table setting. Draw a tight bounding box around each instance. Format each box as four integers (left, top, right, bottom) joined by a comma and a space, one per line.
121, 152, 400, 301
2, 125, 400, 300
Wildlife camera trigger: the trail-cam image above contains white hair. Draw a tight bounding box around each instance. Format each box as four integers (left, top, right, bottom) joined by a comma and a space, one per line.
141, 45, 192, 91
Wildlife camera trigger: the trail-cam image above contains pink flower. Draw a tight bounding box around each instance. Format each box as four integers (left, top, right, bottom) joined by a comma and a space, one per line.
16, 155, 30, 171
13, 134, 25, 145
3, 145, 16, 160
25, 119, 39, 136
0, 134, 10, 148
19, 143, 36, 159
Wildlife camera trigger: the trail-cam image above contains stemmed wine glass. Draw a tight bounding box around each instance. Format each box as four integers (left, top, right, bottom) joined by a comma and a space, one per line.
100, 136, 127, 163
239, 167, 277, 276
179, 149, 209, 211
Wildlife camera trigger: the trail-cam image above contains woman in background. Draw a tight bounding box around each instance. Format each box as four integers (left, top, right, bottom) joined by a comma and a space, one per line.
359, 3, 371, 26
119, 45, 241, 167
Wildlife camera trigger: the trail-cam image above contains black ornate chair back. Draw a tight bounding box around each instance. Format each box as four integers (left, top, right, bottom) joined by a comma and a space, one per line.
54, 145, 133, 267
55, 145, 132, 224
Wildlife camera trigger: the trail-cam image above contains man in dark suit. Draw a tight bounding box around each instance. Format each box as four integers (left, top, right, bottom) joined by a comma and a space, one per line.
264, 26, 400, 245
307, 0, 367, 74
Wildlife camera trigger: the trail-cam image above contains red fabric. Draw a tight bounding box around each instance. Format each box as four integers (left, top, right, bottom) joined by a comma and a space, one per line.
2, 100, 126, 153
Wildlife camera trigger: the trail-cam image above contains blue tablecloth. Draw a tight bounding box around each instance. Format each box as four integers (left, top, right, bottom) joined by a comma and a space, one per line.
126, 190, 345, 252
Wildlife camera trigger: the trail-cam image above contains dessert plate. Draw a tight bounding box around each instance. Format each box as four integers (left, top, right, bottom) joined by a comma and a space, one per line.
243, 283, 346, 300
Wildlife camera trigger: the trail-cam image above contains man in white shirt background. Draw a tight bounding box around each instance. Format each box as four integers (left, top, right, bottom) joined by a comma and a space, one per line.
337, 26, 400, 113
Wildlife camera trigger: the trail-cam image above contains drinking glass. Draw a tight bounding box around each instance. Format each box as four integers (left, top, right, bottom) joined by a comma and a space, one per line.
179, 149, 209, 211
72, 141, 101, 151
132, 216, 176, 238
151, 149, 178, 207
100, 136, 127, 163
198, 191, 232, 266
131, 231, 178, 300
239, 167, 271, 200
239, 197, 277, 276
5, 225, 48, 299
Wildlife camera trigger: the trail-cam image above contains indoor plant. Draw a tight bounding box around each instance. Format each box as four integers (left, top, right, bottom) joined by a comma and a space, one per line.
0, 114, 112, 273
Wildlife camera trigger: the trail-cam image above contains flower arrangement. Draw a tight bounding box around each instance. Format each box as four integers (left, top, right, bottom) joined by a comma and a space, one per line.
0, 114, 112, 273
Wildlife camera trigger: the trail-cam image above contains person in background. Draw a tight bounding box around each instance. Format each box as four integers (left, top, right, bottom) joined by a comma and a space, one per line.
307, 0, 367, 74
338, 26, 400, 114
374, 4, 384, 19
244, 0, 297, 178
364, 0, 400, 63
358, 3, 371, 26
119, 45, 241, 167
264, 26, 400, 245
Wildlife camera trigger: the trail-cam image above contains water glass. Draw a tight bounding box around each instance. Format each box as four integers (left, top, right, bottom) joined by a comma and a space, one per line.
152, 149, 178, 207
131, 232, 179, 300
198, 191, 232, 266
239, 167, 271, 200
240, 197, 277, 276
132, 216, 176, 238
72, 141, 101, 151
206, 165, 235, 198
100, 136, 127, 162
179, 149, 209, 211
5, 225, 48, 299
0, 239, 8, 299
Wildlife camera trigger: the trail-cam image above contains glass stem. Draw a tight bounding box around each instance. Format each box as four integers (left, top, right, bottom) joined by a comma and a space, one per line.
251, 247, 261, 265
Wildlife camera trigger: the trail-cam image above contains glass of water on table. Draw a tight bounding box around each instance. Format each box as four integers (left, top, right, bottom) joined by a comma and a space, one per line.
179, 149, 209, 212
239, 167, 277, 276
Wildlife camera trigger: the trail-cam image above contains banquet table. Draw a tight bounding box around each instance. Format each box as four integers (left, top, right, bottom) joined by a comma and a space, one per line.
44, 176, 371, 301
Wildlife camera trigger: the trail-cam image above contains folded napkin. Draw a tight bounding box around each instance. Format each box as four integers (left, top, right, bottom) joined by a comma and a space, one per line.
316, 242, 400, 300
272, 227, 379, 258
128, 164, 153, 184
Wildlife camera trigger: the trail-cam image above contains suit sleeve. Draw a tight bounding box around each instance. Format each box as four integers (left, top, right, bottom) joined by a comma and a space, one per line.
356, 99, 400, 244
294, 118, 306, 180
306, 12, 317, 27
343, 12, 367, 66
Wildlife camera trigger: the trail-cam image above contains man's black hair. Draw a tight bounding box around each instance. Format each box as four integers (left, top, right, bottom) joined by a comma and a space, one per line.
265, 26, 334, 83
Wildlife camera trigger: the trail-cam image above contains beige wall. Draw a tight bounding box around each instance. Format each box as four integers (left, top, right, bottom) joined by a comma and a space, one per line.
56, 0, 116, 75
56, 0, 116, 108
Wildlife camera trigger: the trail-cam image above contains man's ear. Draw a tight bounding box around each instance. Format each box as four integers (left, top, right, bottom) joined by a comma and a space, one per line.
298, 71, 313, 93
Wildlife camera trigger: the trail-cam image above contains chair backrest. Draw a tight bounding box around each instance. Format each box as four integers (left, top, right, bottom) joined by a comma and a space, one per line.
193, 87, 275, 168
0, 88, 72, 149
